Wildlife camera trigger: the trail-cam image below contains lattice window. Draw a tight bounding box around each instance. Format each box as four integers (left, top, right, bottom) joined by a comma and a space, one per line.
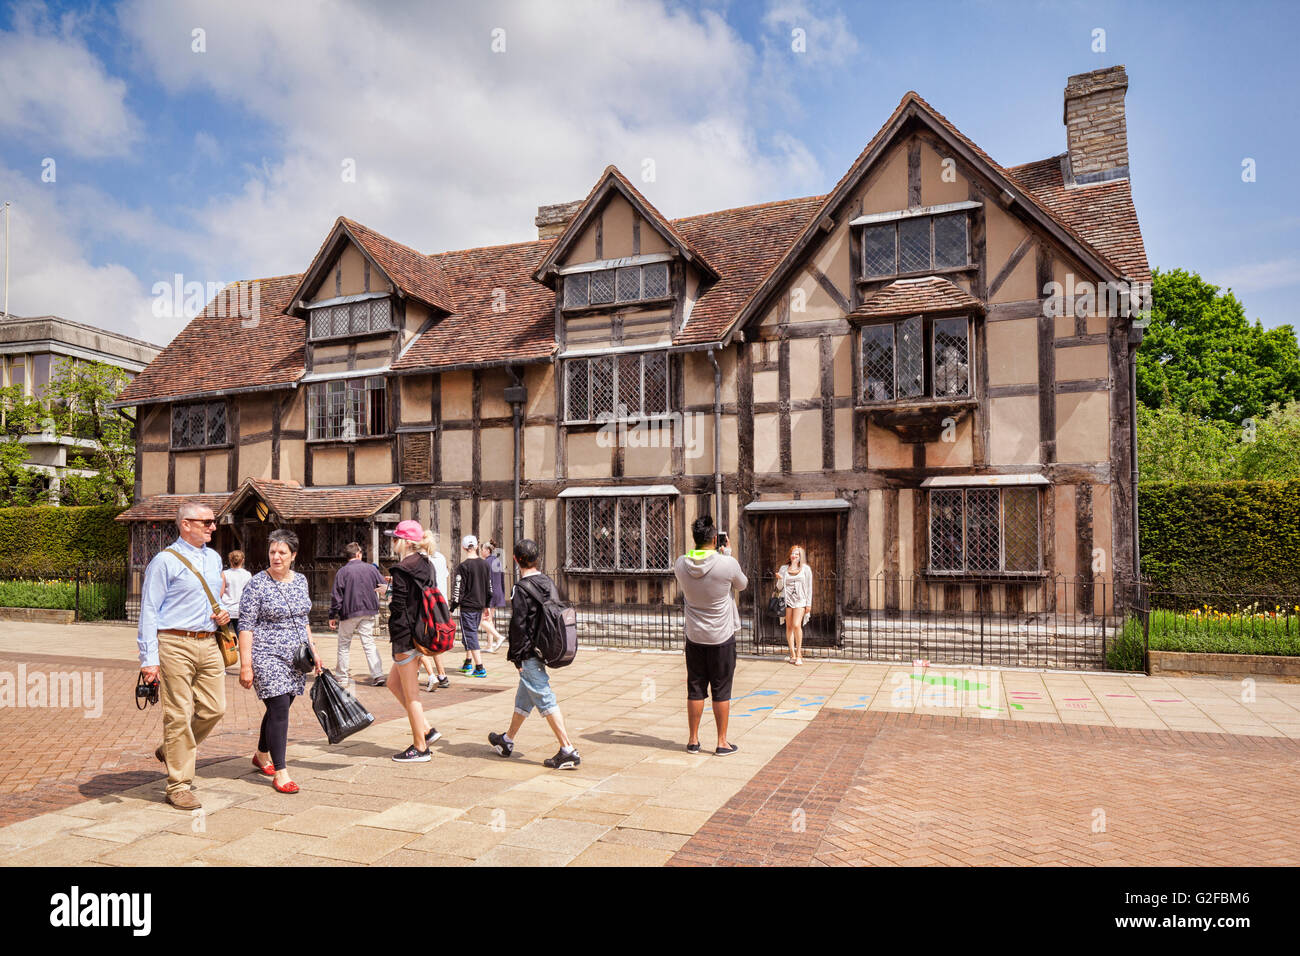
566, 495, 673, 572
564, 351, 671, 423
370, 297, 391, 332
860, 213, 970, 278
896, 315, 925, 398
898, 217, 932, 273
171, 401, 228, 449
307, 377, 387, 440
589, 270, 615, 305
862, 324, 895, 402
929, 490, 964, 572
311, 311, 330, 338
131, 522, 173, 569
307, 297, 393, 340
643, 263, 669, 299
864, 225, 895, 277
616, 267, 641, 302
564, 274, 589, 309
566, 498, 591, 569
932, 317, 970, 398
860, 316, 972, 404
330, 304, 349, 337
929, 487, 1041, 574
932, 214, 968, 269
591, 498, 616, 570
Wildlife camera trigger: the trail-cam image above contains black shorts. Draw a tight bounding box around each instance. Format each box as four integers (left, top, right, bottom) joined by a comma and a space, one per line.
685, 637, 736, 701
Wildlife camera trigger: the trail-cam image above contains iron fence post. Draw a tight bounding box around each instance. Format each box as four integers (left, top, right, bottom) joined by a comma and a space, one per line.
74, 569, 81, 622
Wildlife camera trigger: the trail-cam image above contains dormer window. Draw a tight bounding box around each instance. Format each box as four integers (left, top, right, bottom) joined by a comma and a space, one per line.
563, 262, 671, 310
852, 202, 979, 280
307, 294, 393, 340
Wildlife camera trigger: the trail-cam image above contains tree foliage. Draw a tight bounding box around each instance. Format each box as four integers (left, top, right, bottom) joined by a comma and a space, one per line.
1137, 267, 1300, 424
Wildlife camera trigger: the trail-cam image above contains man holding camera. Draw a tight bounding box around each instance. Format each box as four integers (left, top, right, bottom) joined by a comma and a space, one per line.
137, 502, 230, 810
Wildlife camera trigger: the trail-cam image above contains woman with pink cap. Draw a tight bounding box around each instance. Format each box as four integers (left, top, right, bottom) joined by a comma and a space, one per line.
383, 519, 441, 762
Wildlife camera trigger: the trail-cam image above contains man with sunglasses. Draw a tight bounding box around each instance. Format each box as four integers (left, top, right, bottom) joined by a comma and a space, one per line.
137, 502, 231, 810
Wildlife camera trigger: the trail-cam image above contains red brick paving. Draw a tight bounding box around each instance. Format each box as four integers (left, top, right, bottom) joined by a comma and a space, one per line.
0, 652, 492, 827
671, 710, 1300, 867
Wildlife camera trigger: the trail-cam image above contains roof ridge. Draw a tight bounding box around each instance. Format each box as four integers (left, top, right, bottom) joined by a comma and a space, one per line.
672, 194, 826, 225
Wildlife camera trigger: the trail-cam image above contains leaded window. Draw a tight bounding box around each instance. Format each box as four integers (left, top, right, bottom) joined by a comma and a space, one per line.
862, 213, 969, 278
131, 522, 173, 569
308, 297, 394, 340
314, 522, 394, 560
861, 316, 970, 404
565, 495, 673, 571
561, 262, 672, 309
171, 401, 228, 448
306, 376, 388, 440
929, 487, 1041, 574
564, 351, 670, 423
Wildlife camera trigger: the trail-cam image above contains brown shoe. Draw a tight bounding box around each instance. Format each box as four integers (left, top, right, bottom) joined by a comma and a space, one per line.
166, 789, 201, 811
154, 745, 165, 763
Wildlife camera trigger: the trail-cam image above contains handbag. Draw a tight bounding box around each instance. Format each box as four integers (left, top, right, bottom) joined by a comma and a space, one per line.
166, 548, 240, 667
293, 639, 318, 674
768, 576, 786, 618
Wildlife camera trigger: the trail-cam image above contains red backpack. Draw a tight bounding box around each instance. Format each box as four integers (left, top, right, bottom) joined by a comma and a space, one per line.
413, 584, 456, 655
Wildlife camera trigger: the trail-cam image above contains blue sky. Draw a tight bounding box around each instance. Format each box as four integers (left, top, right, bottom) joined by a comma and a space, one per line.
0, 0, 1296, 345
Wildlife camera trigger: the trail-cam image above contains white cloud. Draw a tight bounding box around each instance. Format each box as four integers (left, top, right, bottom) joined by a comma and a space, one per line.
0, 3, 141, 158
117, 0, 827, 281
1210, 258, 1300, 295
0, 166, 175, 344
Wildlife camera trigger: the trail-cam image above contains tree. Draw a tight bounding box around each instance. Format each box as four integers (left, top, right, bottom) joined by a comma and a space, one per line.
1137, 401, 1300, 482
1137, 267, 1300, 424
0, 359, 135, 506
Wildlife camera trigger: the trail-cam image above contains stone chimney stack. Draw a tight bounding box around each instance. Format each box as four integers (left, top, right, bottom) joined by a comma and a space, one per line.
1063, 65, 1129, 184
535, 200, 584, 240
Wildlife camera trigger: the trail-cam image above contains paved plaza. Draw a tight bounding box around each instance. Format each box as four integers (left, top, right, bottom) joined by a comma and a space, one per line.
1, 621, 1298, 866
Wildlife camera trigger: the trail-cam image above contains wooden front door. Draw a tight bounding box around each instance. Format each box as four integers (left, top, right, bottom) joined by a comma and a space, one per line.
751, 510, 841, 647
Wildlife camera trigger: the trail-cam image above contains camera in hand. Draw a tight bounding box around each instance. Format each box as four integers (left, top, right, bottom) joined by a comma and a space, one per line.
136, 672, 160, 709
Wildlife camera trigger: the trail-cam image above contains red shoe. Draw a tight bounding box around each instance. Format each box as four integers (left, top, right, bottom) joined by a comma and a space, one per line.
251, 756, 275, 776
273, 779, 300, 794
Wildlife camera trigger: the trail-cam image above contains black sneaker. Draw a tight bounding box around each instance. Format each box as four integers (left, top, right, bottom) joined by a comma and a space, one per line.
715, 743, 739, 756
488, 732, 514, 758
437, 675, 450, 690
686, 742, 701, 754
543, 747, 580, 770
392, 745, 431, 762
425, 726, 442, 745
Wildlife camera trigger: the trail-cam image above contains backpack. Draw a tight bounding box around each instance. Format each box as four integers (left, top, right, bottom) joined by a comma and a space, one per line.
520, 576, 577, 668
413, 583, 456, 655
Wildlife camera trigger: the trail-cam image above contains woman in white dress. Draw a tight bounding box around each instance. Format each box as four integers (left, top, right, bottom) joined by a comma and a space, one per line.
776, 545, 813, 666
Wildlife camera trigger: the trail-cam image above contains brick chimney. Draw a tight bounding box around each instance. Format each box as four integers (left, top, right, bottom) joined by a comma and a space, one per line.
535, 200, 584, 240
1063, 65, 1129, 184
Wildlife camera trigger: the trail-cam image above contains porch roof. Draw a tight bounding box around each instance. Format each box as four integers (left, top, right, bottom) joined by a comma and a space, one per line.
220, 478, 402, 522
115, 493, 233, 523
744, 498, 851, 513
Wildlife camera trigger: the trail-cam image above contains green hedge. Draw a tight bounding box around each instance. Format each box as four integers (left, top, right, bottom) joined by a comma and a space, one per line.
0, 504, 127, 568
1139, 480, 1300, 594
0, 578, 126, 621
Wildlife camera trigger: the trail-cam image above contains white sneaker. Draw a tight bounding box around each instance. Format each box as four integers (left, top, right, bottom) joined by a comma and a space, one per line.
426, 673, 437, 691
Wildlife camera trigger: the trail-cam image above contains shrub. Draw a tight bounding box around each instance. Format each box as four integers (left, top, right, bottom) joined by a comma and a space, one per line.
0, 504, 127, 568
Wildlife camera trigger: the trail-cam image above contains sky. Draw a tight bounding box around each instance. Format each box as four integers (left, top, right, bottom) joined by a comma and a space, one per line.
0, 0, 1297, 346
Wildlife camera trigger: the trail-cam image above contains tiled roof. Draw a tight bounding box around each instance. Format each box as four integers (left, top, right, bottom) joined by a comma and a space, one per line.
114, 274, 304, 406
222, 478, 401, 521
851, 277, 984, 319
339, 217, 458, 314
393, 238, 558, 371
675, 196, 825, 344
1007, 155, 1151, 285
115, 493, 232, 522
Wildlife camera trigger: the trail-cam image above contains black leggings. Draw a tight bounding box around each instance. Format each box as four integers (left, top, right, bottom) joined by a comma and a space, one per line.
257, 693, 293, 771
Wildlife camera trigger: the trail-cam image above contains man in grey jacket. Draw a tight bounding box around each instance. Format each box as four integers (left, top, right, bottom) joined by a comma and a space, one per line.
673, 515, 748, 755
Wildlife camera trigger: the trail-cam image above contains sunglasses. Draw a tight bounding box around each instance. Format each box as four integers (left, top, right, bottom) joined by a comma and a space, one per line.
186, 518, 218, 527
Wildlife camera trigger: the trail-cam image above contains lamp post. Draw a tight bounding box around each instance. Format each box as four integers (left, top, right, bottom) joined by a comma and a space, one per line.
2, 201, 10, 320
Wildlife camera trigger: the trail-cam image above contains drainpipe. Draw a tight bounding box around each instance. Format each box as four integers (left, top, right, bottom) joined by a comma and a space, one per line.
504, 367, 527, 555
1128, 333, 1141, 593
707, 347, 723, 527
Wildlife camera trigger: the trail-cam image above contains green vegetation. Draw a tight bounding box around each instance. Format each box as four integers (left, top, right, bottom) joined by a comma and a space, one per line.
0, 504, 127, 567
1107, 604, 1300, 671
0, 576, 126, 622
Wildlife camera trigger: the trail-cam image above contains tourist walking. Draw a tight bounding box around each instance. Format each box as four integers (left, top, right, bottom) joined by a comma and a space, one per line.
776, 546, 813, 665
450, 534, 491, 678
328, 542, 388, 689
417, 530, 451, 691
220, 550, 252, 636
137, 502, 231, 810
481, 539, 507, 653
674, 515, 748, 755
487, 538, 580, 769
385, 520, 440, 761
238, 529, 319, 795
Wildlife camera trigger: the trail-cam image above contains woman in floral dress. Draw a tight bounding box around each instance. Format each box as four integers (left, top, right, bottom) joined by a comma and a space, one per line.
238, 529, 319, 794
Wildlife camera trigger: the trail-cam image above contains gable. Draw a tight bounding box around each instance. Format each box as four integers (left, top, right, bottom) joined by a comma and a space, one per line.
304, 238, 394, 303
560, 192, 673, 266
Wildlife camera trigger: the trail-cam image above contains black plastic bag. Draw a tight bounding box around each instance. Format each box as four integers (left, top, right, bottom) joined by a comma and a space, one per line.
309, 669, 374, 744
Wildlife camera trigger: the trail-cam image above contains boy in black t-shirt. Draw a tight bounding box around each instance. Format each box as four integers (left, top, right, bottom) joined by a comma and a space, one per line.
450, 534, 492, 677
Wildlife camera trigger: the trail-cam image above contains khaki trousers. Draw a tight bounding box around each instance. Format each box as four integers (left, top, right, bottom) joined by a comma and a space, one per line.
157, 632, 227, 795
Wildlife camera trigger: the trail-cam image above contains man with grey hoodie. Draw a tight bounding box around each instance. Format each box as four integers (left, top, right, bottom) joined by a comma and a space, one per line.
674, 515, 748, 755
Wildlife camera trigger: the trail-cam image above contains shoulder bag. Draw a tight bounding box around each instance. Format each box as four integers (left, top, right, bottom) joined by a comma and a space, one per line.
166, 548, 240, 667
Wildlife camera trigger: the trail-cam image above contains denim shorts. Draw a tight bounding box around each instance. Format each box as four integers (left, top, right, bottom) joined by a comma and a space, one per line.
460, 609, 482, 651
513, 656, 558, 717
392, 647, 420, 666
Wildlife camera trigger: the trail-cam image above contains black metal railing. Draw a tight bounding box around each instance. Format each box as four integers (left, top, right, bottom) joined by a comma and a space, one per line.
1, 560, 129, 622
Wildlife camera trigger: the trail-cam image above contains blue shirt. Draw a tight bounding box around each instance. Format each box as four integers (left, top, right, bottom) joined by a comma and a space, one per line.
137, 537, 225, 667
